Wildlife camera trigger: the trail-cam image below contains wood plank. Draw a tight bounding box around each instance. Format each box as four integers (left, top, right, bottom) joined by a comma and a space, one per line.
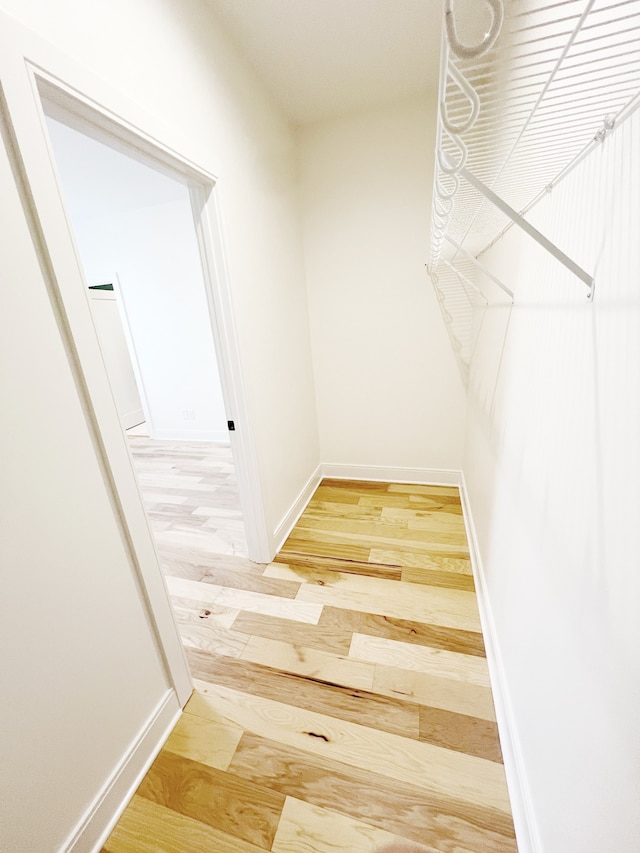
349, 633, 491, 687
280, 534, 373, 563
308, 499, 385, 518
240, 635, 375, 691
170, 596, 240, 629
194, 553, 268, 576
137, 749, 284, 849
164, 576, 221, 605
407, 518, 467, 535
419, 706, 504, 764
190, 682, 513, 814
187, 648, 419, 739
162, 548, 299, 598
266, 560, 474, 602
387, 483, 461, 497
215, 586, 323, 624
297, 504, 466, 544
272, 796, 439, 853
263, 564, 481, 632
191, 505, 243, 518
172, 608, 249, 657
380, 502, 464, 518
154, 527, 248, 559
166, 575, 323, 625
295, 514, 469, 547
300, 509, 409, 532
141, 491, 189, 505
231, 609, 352, 656
144, 502, 210, 518
158, 556, 207, 582
228, 732, 517, 853
370, 549, 472, 576
296, 580, 480, 632
102, 795, 267, 853
163, 709, 243, 771
274, 551, 401, 581
284, 524, 470, 556
358, 492, 463, 511
307, 485, 362, 505
159, 548, 266, 578
317, 606, 486, 657
382, 505, 466, 527
320, 478, 393, 492
198, 564, 301, 598
399, 566, 476, 590
373, 664, 497, 722
265, 561, 359, 587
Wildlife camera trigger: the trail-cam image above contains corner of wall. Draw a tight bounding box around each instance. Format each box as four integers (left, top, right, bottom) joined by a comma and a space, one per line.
271, 463, 323, 556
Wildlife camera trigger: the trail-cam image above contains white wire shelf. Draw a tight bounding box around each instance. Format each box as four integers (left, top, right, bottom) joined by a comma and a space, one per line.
429, 0, 640, 383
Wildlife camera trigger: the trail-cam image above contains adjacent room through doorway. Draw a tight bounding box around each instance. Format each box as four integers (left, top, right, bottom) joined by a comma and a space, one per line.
42, 109, 251, 648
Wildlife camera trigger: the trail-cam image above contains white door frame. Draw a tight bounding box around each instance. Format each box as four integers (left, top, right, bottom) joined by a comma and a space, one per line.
0, 47, 271, 704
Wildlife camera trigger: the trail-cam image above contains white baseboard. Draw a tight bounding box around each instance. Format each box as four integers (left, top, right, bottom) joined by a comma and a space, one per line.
272, 464, 323, 554
151, 428, 230, 444
121, 408, 145, 430
321, 463, 463, 487
62, 689, 182, 853
459, 473, 541, 853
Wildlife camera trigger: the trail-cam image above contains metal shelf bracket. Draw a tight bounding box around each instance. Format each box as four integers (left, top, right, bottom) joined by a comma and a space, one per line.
458, 166, 595, 299
445, 236, 514, 300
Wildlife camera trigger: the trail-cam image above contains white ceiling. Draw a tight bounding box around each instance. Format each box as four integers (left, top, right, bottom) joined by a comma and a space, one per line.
206, 0, 444, 125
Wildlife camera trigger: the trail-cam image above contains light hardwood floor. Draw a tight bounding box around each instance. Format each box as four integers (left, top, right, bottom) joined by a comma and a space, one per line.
129, 437, 248, 559
104, 469, 517, 852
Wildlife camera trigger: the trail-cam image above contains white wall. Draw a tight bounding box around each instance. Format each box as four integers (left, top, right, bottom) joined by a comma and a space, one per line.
0, 0, 320, 537
464, 112, 640, 851
298, 94, 467, 473
0, 0, 321, 848
0, 117, 172, 853
46, 116, 229, 442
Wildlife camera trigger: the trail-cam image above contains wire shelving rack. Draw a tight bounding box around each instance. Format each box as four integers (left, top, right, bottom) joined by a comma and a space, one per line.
429, 0, 640, 383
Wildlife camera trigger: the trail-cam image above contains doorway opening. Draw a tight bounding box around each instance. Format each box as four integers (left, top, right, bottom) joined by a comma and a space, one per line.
35, 78, 270, 680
